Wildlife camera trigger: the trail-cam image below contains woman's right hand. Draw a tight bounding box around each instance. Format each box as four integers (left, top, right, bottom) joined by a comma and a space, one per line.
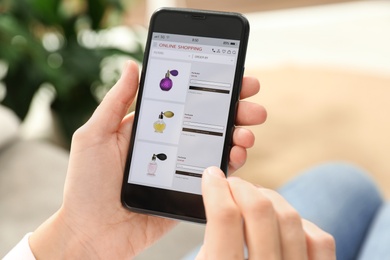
197, 166, 336, 260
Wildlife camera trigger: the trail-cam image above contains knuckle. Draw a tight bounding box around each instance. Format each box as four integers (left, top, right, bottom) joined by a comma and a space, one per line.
71, 125, 90, 142
72, 126, 84, 138
71, 123, 102, 145
213, 203, 241, 223
317, 232, 336, 251
241, 195, 274, 217
309, 229, 336, 253
279, 209, 302, 228
71, 126, 84, 142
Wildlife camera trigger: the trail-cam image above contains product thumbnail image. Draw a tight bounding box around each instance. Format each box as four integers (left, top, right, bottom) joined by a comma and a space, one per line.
147, 153, 168, 176
160, 69, 179, 91
153, 111, 174, 133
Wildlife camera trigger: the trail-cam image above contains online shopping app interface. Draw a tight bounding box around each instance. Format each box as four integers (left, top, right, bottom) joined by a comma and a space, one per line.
128, 32, 240, 194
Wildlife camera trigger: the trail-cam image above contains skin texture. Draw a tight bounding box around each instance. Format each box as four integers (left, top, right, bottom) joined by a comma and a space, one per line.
197, 167, 336, 260
29, 60, 335, 259
29, 60, 268, 259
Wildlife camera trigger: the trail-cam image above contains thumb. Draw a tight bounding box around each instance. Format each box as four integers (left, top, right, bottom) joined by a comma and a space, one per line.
86, 60, 139, 135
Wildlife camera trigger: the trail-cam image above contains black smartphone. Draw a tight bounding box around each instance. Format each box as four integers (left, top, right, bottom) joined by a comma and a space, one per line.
121, 8, 249, 223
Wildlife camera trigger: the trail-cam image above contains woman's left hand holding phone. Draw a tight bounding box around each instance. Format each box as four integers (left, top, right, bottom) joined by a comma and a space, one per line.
28, 60, 267, 259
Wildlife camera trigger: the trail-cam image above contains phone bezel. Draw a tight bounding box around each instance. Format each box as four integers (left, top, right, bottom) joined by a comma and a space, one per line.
121, 8, 250, 223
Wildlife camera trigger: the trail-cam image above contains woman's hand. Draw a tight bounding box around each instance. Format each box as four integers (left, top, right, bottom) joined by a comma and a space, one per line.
29, 60, 266, 259
198, 166, 336, 260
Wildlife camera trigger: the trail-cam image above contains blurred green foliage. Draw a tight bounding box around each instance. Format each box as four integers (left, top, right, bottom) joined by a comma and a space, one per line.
0, 0, 143, 146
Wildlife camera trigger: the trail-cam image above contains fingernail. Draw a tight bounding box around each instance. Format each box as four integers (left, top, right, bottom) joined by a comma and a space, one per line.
205, 166, 225, 179
124, 60, 131, 68
118, 61, 130, 81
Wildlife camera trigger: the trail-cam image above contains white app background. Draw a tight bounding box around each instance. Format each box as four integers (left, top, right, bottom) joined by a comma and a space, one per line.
128, 33, 239, 195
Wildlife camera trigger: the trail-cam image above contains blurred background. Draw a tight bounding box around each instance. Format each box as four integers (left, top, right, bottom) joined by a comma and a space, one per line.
1, 0, 390, 259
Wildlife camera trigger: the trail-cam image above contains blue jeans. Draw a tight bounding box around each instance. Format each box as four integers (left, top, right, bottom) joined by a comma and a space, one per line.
183, 163, 390, 260
279, 163, 389, 260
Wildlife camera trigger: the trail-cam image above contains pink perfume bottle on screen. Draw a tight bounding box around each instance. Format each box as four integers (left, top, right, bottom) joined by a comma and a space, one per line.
147, 153, 167, 176
147, 154, 158, 175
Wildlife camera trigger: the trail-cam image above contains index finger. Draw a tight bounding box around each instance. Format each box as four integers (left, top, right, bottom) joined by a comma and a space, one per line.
200, 167, 244, 259
227, 177, 282, 259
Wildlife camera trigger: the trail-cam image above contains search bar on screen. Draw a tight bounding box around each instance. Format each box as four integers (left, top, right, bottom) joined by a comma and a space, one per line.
176, 164, 205, 172
190, 79, 231, 88
183, 121, 224, 130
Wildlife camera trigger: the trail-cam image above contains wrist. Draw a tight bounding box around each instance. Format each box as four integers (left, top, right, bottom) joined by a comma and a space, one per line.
29, 208, 97, 259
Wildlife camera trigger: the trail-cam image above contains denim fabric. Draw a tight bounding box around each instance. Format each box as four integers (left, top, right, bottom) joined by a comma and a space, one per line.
357, 203, 390, 260
183, 163, 389, 260
279, 163, 384, 260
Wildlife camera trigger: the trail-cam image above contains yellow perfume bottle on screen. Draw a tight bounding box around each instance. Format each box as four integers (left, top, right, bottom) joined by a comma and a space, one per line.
153, 111, 174, 133
153, 112, 166, 133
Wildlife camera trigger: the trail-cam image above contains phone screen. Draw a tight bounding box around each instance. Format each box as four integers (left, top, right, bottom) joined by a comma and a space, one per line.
127, 32, 240, 194
122, 8, 249, 222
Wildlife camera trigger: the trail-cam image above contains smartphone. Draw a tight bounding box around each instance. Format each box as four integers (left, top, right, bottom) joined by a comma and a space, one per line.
121, 8, 249, 223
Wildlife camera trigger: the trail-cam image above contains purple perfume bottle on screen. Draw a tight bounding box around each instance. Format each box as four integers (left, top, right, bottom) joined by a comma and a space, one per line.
159, 69, 178, 91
